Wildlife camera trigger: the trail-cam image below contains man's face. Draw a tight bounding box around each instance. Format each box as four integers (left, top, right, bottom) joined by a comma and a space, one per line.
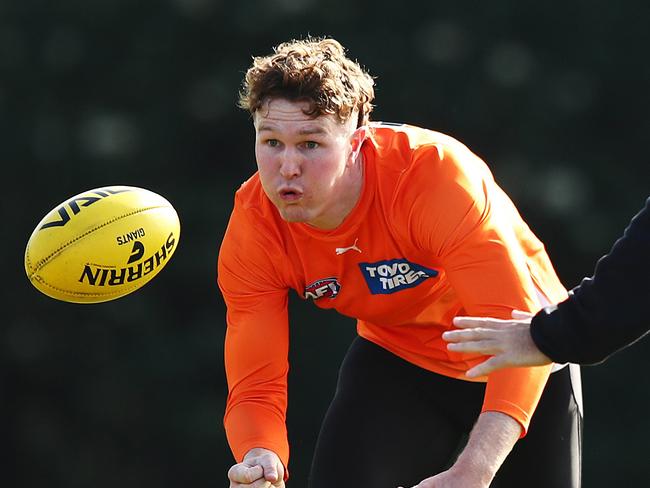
253, 98, 361, 229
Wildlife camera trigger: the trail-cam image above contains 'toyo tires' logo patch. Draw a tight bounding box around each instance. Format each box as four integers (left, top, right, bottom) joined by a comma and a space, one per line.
359, 259, 438, 294
304, 277, 341, 300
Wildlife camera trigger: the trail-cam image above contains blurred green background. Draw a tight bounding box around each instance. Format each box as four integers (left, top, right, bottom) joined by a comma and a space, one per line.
5, 0, 649, 486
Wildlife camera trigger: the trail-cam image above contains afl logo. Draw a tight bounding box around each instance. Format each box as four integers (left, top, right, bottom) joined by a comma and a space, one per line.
304, 277, 341, 300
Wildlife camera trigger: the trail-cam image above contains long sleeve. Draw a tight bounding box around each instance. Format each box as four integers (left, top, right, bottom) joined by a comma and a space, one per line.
403, 142, 566, 434
218, 193, 292, 467
530, 197, 650, 364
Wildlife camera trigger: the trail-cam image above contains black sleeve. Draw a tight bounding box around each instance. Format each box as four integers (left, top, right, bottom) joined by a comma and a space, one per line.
530, 197, 650, 364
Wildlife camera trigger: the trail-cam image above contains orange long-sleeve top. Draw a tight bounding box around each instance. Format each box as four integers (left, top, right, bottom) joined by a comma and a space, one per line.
217, 122, 568, 469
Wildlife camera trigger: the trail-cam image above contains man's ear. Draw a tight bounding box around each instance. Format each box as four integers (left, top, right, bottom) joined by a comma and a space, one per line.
349, 125, 368, 162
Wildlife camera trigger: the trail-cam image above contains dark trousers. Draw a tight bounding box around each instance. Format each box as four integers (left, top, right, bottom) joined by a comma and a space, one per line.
309, 337, 582, 488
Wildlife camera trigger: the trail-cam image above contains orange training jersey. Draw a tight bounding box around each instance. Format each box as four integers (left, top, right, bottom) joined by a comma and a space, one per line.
218, 122, 568, 468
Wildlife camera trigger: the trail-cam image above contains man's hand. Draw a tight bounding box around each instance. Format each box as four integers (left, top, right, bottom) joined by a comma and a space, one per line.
228, 448, 285, 488
397, 465, 491, 487
443, 310, 552, 377
398, 411, 521, 488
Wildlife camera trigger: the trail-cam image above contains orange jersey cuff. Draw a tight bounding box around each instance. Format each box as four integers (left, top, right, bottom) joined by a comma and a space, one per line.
481, 363, 553, 436
224, 401, 290, 468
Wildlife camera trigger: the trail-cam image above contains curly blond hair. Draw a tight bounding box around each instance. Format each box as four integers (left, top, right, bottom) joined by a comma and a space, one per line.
238, 37, 375, 127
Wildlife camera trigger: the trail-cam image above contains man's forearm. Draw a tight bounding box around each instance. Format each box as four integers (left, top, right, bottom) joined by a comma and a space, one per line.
451, 411, 521, 484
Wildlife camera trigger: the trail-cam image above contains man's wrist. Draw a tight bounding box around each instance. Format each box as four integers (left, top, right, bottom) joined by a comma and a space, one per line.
451, 450, 498, 485
244, 447, 277, 459
451, 412, 521, 483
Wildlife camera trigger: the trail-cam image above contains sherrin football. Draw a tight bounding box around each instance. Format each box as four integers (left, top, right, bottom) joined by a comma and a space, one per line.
24, 185, 180, 303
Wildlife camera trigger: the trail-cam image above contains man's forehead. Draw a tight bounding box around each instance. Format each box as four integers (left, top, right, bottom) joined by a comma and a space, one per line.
256, 123, 329, 136
254, 99, 341, 131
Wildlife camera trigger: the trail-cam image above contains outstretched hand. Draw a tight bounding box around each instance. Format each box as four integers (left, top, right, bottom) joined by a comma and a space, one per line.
443, 310, 552, 377
228, 448, 285, 488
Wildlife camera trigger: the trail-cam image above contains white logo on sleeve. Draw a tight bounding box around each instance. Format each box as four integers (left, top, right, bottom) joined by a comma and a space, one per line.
335, 238, 362, 255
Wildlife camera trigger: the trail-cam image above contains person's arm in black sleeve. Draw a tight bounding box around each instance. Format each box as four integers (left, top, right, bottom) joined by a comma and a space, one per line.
530, 197, 650, 364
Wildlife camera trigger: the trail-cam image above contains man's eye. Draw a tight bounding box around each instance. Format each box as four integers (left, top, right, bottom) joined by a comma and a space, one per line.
304, 141, 319, 149
267, 139, 279, 147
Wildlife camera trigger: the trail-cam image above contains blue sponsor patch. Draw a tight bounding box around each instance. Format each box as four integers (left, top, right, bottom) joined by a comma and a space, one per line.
358, 259, 438, 294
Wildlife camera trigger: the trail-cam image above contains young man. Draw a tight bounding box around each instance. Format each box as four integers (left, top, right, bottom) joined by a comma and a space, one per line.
445, 197, 650, 377
218, 37, 582, 488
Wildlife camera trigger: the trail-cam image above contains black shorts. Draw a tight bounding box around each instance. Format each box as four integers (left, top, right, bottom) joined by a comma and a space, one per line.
309, 336, 582, 488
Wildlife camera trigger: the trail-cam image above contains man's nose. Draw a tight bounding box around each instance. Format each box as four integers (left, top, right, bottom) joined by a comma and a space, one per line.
279, 151, 301, 179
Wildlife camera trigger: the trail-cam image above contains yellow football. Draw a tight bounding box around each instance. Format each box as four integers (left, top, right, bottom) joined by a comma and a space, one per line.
24, 185, 180, 303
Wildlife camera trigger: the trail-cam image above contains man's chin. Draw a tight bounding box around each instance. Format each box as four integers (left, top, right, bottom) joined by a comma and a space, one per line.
278, 208, 309, 224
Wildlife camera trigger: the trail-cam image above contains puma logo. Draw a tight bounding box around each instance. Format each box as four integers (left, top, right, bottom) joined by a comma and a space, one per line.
335, 238, 362, 255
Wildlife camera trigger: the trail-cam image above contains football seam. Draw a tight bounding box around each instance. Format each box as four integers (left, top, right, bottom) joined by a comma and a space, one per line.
26, 205, 171, 276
